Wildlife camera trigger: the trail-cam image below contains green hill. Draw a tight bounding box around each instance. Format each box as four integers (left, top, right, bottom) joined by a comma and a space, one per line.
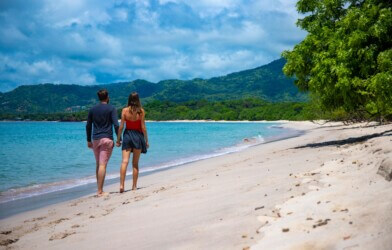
0, 58, 307, 114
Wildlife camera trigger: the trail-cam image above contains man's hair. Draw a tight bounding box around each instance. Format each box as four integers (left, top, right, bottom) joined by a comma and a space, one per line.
97, 89, 109, 101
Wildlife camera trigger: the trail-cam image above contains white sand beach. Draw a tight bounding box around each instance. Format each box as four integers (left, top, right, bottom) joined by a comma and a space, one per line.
1, 121, 392, 250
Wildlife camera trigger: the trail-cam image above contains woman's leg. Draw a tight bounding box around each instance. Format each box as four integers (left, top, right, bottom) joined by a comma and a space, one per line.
132, 149, 142, 190
120, 149, 131, 193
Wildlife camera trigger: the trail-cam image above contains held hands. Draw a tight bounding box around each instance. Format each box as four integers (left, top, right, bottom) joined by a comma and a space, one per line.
116, 140, 121, 147
87, 142, 93, 149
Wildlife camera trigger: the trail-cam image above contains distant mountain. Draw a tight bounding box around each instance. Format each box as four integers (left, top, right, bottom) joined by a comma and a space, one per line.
0, 58, 307, 114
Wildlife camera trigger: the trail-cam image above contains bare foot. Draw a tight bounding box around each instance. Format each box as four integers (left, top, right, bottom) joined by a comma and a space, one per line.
132, 186, 137, 191
119, 187, 124, 193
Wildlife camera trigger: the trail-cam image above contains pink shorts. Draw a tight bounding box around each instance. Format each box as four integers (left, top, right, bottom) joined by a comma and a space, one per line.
92, 138, 114, 165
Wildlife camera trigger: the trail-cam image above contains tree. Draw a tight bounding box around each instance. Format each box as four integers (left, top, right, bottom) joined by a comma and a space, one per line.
282, 0, 392, 121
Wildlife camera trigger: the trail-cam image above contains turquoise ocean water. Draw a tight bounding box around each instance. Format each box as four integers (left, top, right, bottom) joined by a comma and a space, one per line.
0, 121, 299, 217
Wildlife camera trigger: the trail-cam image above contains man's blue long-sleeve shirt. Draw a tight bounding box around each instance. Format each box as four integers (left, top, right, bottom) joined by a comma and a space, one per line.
86, 103, 119, 142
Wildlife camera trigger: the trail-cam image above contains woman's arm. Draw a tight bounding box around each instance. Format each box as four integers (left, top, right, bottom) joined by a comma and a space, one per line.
116, 109, 125, 147
141, 109, 149, 148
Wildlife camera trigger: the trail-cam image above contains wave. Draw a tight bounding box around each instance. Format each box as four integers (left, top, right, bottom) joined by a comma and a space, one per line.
0, 177, 98, 204
267, 125, 285, 129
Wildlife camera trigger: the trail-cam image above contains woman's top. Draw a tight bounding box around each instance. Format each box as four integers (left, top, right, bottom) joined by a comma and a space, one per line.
125, 119, 143, 133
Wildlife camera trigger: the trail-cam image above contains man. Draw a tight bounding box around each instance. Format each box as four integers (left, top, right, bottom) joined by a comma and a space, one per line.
86, 89, 119, 196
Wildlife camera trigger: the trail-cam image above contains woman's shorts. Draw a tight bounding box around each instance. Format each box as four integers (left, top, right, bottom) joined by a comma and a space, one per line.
122, 130, 147, 153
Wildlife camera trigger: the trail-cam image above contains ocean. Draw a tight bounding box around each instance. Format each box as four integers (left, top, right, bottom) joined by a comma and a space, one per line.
0, 121, 300, 218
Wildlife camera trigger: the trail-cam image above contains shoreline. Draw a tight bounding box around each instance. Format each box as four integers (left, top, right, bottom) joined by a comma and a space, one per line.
0, 122, 301, 219
1, 121, 391, 249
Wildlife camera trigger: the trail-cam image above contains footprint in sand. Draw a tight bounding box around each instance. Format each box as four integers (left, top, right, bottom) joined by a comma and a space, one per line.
24, 216, 46, 223
102, 208, 115, 216
24, 224, 41, 234
49, 218, 69, 225
0, 230, 12, 235
0, 238, 19, 246
134, 195, 147, 201
49, 231, 76, 241
71, 225, 80, 229
153, 187, 167, 193
312, 218, 331, 228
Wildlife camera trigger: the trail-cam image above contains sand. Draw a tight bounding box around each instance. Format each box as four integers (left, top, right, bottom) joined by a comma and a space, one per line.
1, 121, 391, 250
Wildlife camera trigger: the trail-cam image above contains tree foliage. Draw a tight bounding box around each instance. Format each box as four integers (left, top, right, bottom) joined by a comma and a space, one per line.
283, 0, 392, 121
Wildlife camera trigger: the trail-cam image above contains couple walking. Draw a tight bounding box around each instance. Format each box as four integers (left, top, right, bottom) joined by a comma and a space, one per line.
86, 89, 149, 196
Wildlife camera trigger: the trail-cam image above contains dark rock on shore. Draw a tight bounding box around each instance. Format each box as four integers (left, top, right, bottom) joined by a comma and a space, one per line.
377, 157, 392, 181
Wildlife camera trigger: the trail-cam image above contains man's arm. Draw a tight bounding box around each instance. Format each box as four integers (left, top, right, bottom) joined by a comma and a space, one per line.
111, 107, 120, 139
86, 110, 93, 148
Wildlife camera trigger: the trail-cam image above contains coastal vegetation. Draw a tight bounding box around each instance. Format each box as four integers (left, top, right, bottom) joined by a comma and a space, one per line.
283, 0, 392, 121
0, 98, 336, 122
144, 99, 319, 121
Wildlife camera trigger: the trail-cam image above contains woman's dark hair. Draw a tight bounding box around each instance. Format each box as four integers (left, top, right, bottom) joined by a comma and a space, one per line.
127, 92, 142, 114
97, 89, 109, 101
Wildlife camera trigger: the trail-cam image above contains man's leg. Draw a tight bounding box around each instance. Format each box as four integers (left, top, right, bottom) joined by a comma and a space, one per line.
92, 140, 101, 193
96, 139, 114, 196
96, 162, 99, 182
97, 163, 107, 195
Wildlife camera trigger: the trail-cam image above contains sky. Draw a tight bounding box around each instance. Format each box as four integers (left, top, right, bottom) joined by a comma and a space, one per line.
0, 0, 306, 92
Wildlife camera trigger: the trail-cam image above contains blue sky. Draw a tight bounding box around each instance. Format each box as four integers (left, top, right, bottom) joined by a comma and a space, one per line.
0, 0, 305, 92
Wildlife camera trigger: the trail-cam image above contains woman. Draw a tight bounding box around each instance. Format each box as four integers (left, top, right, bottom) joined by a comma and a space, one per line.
116, 92, 149, 192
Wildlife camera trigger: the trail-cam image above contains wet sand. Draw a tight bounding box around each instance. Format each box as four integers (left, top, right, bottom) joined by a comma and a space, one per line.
1, 121, 391, 249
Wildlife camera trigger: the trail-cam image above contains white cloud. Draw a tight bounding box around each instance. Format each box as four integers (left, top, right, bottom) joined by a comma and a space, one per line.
28, 61, 54, 75
114, 8, 128, 22
0, 55, 98, 88
184, 0, 236, 16
0, 26, 27, 43
42, 0, 112, 28
158, 0, 178, 4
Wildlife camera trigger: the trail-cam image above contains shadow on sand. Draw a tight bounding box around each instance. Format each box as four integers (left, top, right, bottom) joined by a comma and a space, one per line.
294, 129, 392, 149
